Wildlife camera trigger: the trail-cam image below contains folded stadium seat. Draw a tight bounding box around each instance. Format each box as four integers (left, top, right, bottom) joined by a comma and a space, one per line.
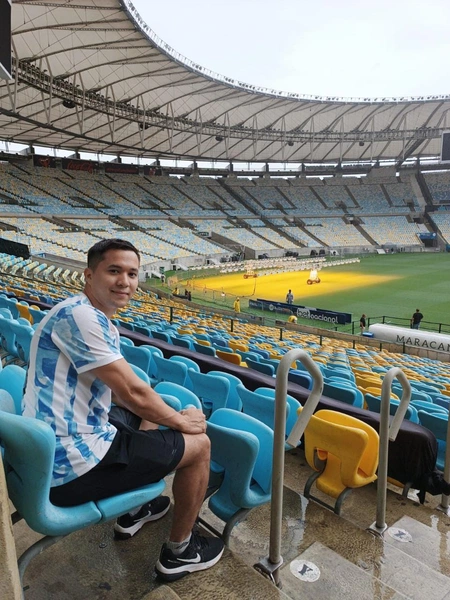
322, 382, 364, 409
392, 385, 432, 404
189, 370, 230, 417
364, 393, 419, 423
7, 320, 34, 365
411, 400, 448, 416
417, 411, 447, 470
322, 366, 355, 382
16, 302, 33, 324
228, 341, 248, 353
1, 298, 19, 319
236, 384, 300, 447
151, 330, 173, 343
139, 344, 164, 381
28, 307, 48, 324
288, 370, 313, 390
216, 350, 242, 366
133, 324, 153, 337
201, 408, 273, 544
120, 345, 154, 383
253, 387, 302, 441
235, 351, 261, 364
207, 371, 243, 412
258, 357, 281, 374
129, 364, 151, 385
169, 356, 200, 390
192, 341, 216, 356
245, 357, 274, 377
209, 337, 228, 348
154, 382, 202, 412
302, 409, 379, 515
153, 355, 188, 387
0, 365, 25, 413
433, 396, 450, 410
213, 345, 233, 353
173, 336, 195, 350
248, 347, 270, 359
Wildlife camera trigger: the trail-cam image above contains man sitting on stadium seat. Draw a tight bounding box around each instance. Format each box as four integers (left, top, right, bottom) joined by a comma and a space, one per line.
22, 238, 224, 582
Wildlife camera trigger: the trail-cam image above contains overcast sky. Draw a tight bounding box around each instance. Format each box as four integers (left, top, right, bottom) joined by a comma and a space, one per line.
132, 0, 450, 99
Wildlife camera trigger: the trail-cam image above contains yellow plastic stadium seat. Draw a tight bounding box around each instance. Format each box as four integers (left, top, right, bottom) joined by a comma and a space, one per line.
229, 341, 248, 353
16, 303, 33, 323
303, 409, 379, 515
216, 350, 242, 365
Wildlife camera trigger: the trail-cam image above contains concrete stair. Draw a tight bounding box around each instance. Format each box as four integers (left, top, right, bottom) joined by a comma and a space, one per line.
13, 451, 450, 600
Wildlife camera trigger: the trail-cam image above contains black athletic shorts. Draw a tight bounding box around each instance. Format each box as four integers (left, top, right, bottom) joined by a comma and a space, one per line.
50, 406, 185, 507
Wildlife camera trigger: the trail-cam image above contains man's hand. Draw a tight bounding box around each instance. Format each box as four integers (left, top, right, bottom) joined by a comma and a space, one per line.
177, 408, 207, 434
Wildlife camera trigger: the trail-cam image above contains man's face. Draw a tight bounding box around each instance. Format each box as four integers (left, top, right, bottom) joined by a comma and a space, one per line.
84, 249, 139, 318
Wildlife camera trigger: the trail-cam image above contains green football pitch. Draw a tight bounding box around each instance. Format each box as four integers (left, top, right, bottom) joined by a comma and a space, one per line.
178, 252, 450, 332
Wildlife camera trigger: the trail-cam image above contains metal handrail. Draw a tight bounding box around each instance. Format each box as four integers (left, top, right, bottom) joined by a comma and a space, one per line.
254, 349, 323, 585
368, 367, 411, 535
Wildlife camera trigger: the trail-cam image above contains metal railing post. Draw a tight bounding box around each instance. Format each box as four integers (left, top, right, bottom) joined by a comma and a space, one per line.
254, 349, 323, 585
368, 367, 411, 536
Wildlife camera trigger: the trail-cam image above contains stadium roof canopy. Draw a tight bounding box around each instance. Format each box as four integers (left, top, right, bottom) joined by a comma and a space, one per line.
2, 0, 450, 165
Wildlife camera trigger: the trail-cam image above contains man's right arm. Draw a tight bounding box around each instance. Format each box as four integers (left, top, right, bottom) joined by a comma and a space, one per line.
91, 358, 206, 435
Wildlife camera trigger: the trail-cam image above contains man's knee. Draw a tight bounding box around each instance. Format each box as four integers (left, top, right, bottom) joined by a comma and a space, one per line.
179, 433, 210, 467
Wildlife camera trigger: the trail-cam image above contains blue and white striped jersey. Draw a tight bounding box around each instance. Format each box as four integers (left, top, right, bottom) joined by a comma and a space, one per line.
23, 293, 123, 487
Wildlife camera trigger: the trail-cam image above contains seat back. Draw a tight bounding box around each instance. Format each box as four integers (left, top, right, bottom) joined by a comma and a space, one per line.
304, 409, 379, 499
170, 356, 200, 390
173, 337, 194, 350
207, 371, 243, 412
323, 382, 363, 408
8, 320, 34, 363
193, 341, 216, 356
189, 371, 230, 416
411, 399, 448, 415
0, 411, 102, 536
417, 410, 447, 470
216, 350, 242, 365
151, 330, 172, 343
0, 317, 19, 357
207, 408, 273, 522
121, 344, 153, 378
138, 344, 164, 381
129, 364, 151, 385
237, 384, 298, 438
0, 365, 26, 414
364, 392, 419, 423
288, 369, 313, 390
154, 381, 202, 410
154, 355, 188, 386
245, 357, 275, 376
16, 303, 33, 323
254, 387, 302, 438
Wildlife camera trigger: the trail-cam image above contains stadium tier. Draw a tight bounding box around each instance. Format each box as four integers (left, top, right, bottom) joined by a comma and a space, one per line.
1, 162, 450, 266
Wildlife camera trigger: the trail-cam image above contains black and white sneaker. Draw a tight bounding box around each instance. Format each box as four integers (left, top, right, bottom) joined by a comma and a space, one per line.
114, 496, 171, 540
155, 532, 225, 581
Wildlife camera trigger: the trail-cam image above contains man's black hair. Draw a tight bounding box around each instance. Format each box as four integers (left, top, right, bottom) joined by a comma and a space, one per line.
87, 239, 140, 270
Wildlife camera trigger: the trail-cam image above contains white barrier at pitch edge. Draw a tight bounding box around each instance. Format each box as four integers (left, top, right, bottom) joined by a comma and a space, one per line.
368, 324, 450, 353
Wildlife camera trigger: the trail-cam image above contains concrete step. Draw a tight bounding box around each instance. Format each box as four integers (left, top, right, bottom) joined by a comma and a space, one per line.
18, 512, 289, 600
279, 541, 408, 600
385, 514, 450, 575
